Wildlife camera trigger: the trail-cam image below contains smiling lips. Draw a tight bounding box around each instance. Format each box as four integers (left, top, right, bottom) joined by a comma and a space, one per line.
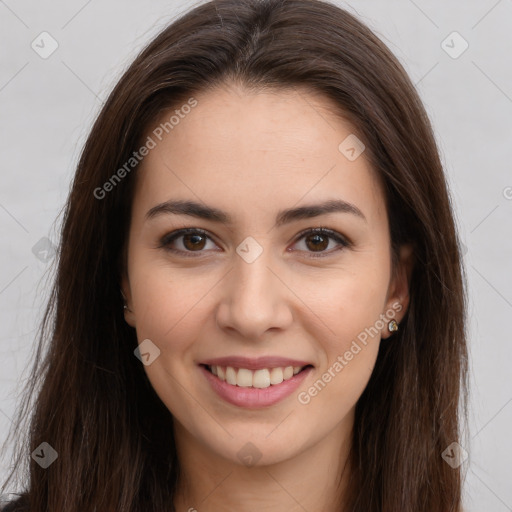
200, 356, 312, 389
199, 356, 313, 407
206, 364, 305, 388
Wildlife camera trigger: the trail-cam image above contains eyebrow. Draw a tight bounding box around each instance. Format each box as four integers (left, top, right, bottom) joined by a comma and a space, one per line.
145, 198, 367, 227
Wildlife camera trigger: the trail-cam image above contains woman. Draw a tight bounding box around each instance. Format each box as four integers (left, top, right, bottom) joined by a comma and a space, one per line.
0, 0, 469, 510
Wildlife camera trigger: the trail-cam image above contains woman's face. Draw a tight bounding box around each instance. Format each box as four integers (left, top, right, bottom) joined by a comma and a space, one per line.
122, 82, 411, 467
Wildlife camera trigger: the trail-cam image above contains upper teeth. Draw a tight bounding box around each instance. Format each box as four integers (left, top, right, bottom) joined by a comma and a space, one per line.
210, 365, 304, 388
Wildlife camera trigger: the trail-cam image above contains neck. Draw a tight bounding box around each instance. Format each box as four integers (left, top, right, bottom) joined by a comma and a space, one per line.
172, 410, 354, 512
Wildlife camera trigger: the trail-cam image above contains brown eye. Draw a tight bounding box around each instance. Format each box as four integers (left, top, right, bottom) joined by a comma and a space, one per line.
182, 232, 207, 251
292, 228, 350, 258
160, 228, 216, 256
160, 227, 350, 258
304, 232, 329, 252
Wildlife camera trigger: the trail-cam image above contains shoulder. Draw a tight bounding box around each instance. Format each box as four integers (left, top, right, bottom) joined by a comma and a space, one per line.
0, 493, 29, 512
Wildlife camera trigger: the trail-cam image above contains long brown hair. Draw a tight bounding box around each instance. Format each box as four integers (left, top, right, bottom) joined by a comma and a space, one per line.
1, 0, 469, 510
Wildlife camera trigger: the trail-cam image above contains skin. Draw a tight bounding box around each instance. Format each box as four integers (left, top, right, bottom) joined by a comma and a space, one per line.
121, 81, 413, 512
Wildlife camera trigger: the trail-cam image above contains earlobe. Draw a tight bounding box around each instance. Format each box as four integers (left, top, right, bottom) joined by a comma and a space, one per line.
120, 276, 136, 328
382, 243, 414, 339
123, 307, 136, 328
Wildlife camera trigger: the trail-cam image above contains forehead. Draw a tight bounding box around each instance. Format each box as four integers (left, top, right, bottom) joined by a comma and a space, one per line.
133, 83, 386, 227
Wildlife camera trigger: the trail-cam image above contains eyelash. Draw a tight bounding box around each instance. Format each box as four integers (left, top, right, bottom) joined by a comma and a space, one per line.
158, 227, 351, 259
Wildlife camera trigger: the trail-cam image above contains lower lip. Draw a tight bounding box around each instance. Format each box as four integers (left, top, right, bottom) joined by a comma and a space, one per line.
200, 365, 313, 409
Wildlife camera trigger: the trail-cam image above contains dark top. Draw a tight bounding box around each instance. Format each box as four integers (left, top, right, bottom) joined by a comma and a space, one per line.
1, 493, 29, 512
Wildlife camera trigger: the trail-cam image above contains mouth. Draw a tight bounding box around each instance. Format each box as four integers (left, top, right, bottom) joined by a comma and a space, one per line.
200, 363, 314, 389
198, 360, 314, 408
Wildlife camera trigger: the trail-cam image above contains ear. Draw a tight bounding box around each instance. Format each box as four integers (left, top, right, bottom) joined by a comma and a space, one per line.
120, 272, 137, 328
381, 243, 414, 339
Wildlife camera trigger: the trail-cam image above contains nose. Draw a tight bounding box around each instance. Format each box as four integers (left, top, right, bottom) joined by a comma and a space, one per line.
215, 242, 293, 341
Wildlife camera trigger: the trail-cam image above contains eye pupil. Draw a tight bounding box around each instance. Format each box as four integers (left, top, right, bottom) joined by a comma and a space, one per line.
183, 233, 206, 250
306, 233, 328, 251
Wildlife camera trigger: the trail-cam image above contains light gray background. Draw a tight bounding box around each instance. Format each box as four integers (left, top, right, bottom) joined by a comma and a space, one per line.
1, 0, 511, 510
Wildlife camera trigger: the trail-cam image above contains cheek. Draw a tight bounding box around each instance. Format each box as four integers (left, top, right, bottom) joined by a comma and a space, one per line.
127, 263, 212, 417
305, 259, 388, 396
128, 249, 223, 370
313, 260, 389, 342
131, 274, 203, 351
299, 286, 385, 417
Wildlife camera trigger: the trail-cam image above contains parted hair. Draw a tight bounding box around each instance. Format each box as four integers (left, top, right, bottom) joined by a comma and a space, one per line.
1, 0, 468, 510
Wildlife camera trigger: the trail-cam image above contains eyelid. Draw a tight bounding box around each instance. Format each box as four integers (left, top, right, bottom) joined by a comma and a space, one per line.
159, 226, 351, 257
289, 226, 351, 258
293, 226, 351, 246
159, 228, 216, 256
